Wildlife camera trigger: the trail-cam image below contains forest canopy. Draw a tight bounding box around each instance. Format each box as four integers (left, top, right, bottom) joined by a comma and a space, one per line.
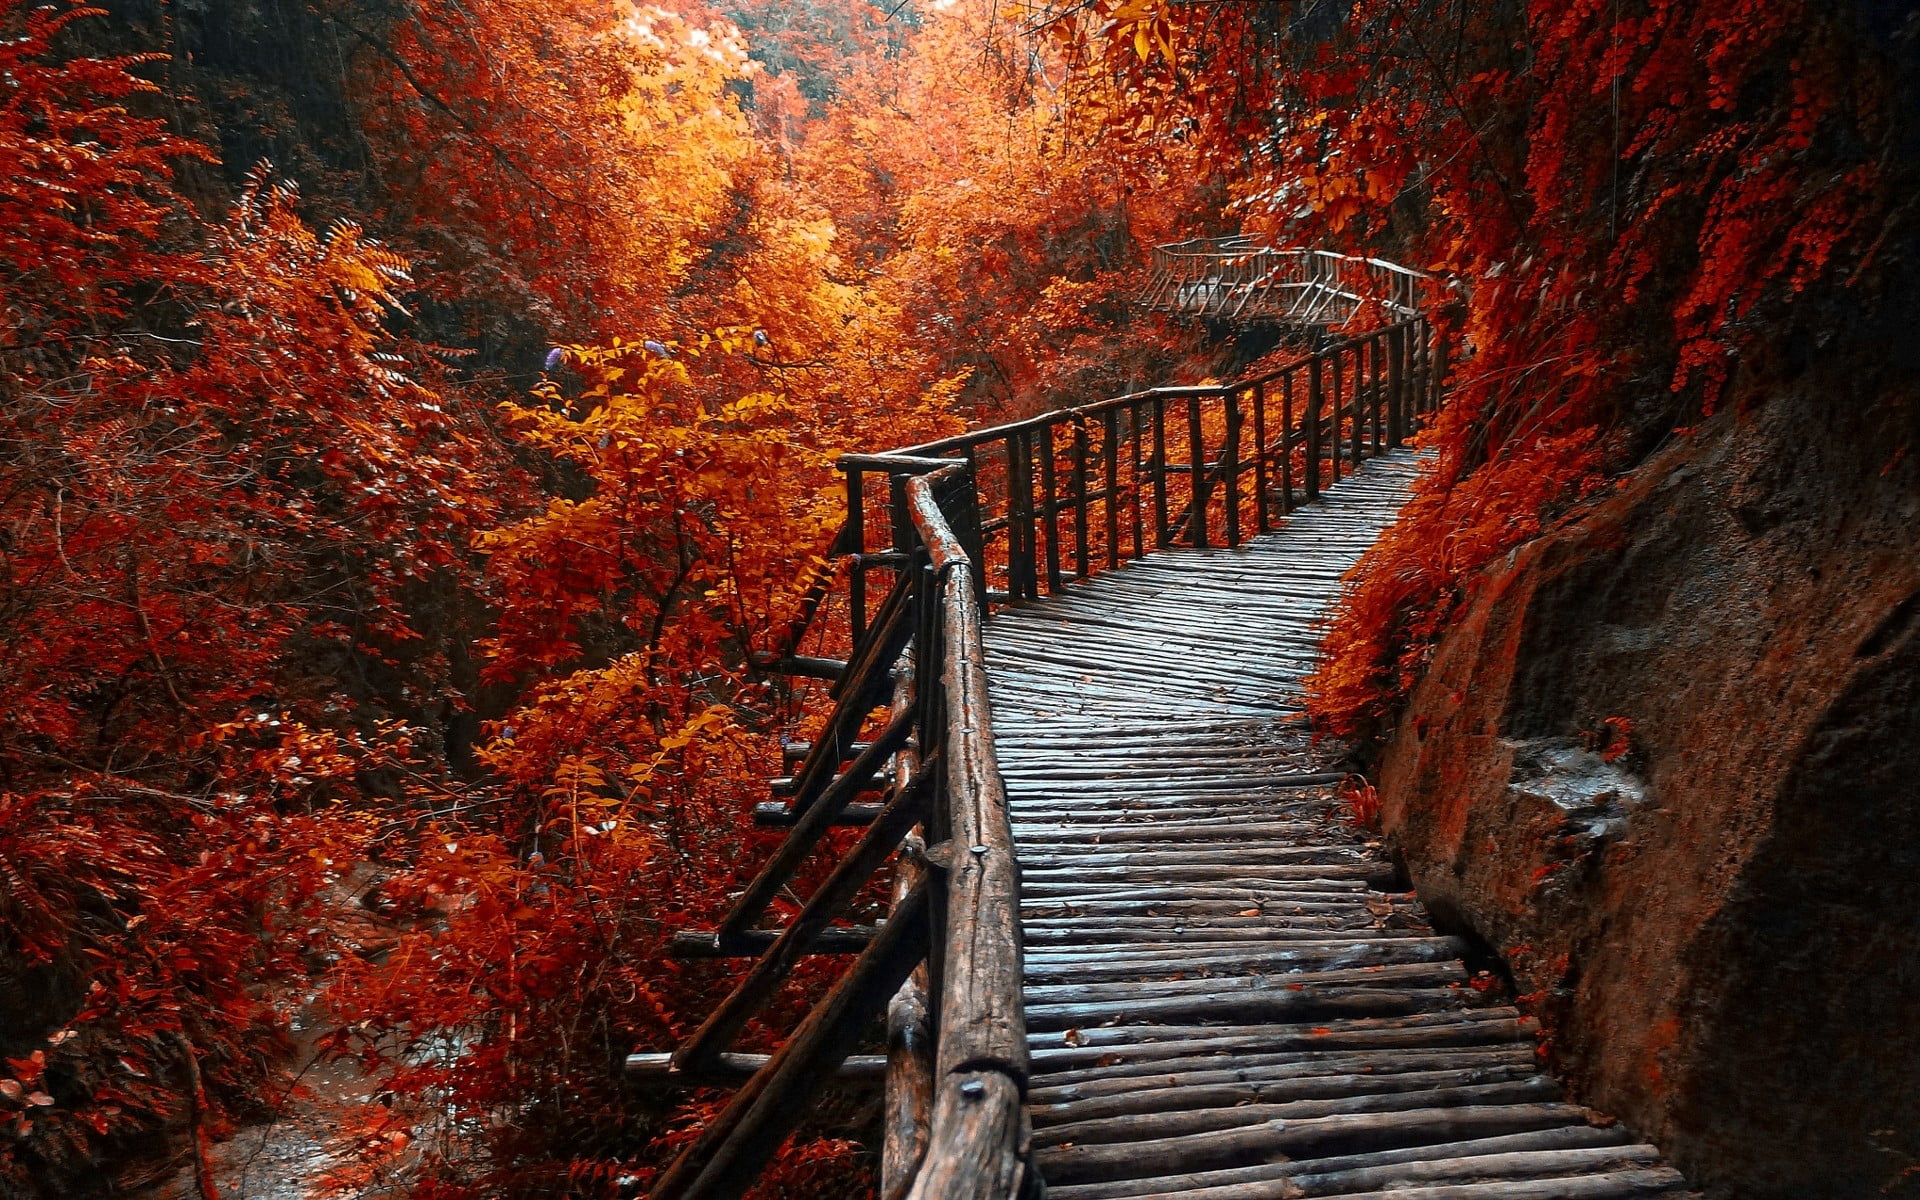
1, 0, 1911, 1195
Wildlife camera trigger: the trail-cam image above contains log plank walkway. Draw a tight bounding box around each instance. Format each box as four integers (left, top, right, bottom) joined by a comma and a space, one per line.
983, 452, 1691, 1199
637, 259, 1698, 1200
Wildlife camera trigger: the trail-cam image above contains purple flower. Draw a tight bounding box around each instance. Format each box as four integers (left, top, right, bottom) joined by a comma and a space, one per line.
644, 340, 674, 358
543, 347, 566, 373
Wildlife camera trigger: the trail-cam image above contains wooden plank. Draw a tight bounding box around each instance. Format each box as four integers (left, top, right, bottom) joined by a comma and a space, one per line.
1032, 1104, 1599, 1188
1025, 1046, 1538, 1105
1030, 1078, 1563, 1149
1039, 1126, 1644, 1200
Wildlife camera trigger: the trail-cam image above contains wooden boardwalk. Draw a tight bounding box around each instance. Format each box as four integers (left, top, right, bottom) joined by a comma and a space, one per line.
984, 452, 1691, 1200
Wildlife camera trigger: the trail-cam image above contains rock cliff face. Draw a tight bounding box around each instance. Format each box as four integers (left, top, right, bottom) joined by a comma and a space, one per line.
1375, 365, 1920, 1199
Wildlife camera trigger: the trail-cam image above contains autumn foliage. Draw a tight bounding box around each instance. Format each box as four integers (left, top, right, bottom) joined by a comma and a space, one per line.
3, 0, 1910, 1195
1037, 0, 1914, 739
1, 0, 1197, 1193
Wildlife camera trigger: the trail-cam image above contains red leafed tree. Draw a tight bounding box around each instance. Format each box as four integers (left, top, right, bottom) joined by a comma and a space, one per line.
1, 3, 520, 1193
1044, 0, 1915, 736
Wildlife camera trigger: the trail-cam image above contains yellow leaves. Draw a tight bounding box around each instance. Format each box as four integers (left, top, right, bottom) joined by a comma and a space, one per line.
658, 704, 737, 754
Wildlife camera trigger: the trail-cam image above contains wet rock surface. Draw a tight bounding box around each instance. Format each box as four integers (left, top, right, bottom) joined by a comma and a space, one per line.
1374, 368, 1920, 1199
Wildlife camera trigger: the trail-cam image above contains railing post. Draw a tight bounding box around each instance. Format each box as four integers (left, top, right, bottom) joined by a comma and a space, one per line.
1251, 380, 1269, 533
1348, 345, 1365, 468
1151, 395, 1170, 547
1327, 351, 1342, 486
1222, 388, 1242, 548
1070, 421, 1090, 579
1279, 371, 1296, 514
1101, 409, 1121, 570
1007, 433, 1034, 602
1037, 424, 1062, 593
1419, 315, 1434, 416
1306, 356, 1322, 501
1374, 332, 1390, 453
1388, 322, 1409, 442
846, 468, 867, 645
1187, 393, 1208, 547
1385, 329, 1404, 447
1128, 403, 1145, 558
890, 472, 915, 557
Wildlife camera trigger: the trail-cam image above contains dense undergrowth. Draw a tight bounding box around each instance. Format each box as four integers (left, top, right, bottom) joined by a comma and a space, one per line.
3, 0, 1912, 1196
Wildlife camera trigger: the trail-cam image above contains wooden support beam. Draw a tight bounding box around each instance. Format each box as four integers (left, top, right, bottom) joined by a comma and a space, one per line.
625, 1052, 887, 1087
768, 775, 886, 799
779, 739, 873, 767
752, 801, 882, 828
668, 927, 875, 958
648, 884, 932, 1200
749, 653, 846, 682
716, 708, 915, 940
674, 774, 934, 1073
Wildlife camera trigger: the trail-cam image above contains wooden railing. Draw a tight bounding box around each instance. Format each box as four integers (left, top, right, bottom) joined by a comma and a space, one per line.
628, 302, 1451, 1200
1143, 237, 1439, 329
850, 311, 1446, 609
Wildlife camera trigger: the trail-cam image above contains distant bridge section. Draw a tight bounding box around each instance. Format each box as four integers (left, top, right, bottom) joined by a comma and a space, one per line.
1143, 237, 1438, 331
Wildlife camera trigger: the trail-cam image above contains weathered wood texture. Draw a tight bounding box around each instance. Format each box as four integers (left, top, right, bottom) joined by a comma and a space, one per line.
982, 452, 1695, 1200
632, 274, 1687, 1200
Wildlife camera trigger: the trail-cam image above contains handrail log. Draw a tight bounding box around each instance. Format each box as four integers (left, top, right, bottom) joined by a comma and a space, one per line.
905, 465, 972, 572
903, 472, 1033, 1199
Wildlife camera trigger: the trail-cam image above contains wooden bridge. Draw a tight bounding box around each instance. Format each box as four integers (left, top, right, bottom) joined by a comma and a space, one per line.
1141, 239, 1441, 331
628, 285, 1693, 1198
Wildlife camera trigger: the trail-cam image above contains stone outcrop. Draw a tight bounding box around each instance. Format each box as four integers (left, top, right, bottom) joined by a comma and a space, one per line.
1375, 365, 1920, 1199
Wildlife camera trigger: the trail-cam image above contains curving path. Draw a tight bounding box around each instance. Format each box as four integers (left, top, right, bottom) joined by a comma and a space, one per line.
982, 452, 1693, 1200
